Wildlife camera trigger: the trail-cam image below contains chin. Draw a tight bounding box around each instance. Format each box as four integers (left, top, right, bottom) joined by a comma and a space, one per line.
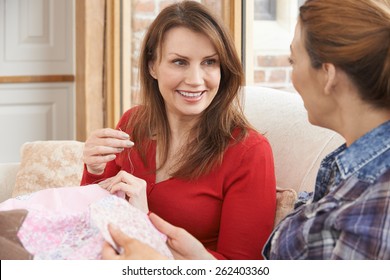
307, 116, 328, 130
183, 110, 204, 118
181, 105, 209, 116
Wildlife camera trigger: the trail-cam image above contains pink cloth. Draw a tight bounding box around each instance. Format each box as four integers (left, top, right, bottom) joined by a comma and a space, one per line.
0, 185, 109, 213
0, 185, 172, 259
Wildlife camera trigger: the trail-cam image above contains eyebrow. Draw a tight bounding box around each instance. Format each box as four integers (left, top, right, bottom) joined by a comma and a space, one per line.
168, 52, 219, 59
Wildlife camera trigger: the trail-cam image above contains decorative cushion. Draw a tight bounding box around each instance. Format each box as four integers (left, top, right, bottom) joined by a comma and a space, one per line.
12, 141, 85, 198
274, 187, 297, 226
0, 163, 20, 202
0, 209, 32, 260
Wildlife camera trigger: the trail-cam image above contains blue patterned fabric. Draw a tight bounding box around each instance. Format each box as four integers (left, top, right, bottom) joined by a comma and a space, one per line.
263, 120, 390, 259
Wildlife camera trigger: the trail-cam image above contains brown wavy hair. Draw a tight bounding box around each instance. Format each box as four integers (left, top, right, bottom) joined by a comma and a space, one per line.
299, 0, 390, 108
126, 1, 249, 179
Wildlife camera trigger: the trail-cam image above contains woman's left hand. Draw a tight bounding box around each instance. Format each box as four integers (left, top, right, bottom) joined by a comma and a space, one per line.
99, 170, 149, 213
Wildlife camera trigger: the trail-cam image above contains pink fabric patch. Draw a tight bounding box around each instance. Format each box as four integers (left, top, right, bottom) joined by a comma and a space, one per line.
90, 195, 173, 259
0, 185, 109, 213
0, 185, 172, 259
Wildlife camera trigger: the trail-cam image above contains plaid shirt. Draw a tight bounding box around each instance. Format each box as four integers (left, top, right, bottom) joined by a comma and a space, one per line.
263, 120, 390, 259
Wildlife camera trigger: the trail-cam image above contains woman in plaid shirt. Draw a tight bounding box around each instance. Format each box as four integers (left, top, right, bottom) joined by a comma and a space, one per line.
262, 0, 390, 259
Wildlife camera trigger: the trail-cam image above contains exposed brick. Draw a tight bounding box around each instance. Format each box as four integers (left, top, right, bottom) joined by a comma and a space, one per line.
133, 0, 155, 13
254, 70, 266, 83
257, 55, 276, 67
131, 55, 140, 68
275, 55, 291, 67
132, 18, 154, 32
257, 54, 291, 67
159, 0, 179, 11
202, 0, 222, 17
287, 69, 293, 82
268, 70, 287, 83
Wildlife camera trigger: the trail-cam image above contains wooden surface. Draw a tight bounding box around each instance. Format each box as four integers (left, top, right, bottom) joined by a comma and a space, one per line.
0, 75, 74, 83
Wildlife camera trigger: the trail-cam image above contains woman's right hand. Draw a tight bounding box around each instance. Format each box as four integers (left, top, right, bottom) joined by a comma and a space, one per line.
101, 224, 168, 260
149, 213, 215, 260
101, 214, 216, 260
83, 128, 134, 175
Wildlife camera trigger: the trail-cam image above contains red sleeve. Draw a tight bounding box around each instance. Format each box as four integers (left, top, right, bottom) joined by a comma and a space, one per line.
80, 161, 121, 185
80, 109, 134, 186
210, 135, 276, 260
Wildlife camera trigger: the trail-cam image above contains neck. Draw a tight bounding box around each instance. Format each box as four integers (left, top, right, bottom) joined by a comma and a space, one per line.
166, 111, 199, 139
333, 103, 390, 147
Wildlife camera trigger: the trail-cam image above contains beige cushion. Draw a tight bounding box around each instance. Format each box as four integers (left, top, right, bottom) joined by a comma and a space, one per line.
12, 141, 84, 197
0, 163, 20, 203
243, 86, 344, 193
274, 187, 297, 226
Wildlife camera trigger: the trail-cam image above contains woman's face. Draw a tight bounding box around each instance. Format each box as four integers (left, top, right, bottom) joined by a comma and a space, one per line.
290, 21, 334, 128
149, 27, 221, 121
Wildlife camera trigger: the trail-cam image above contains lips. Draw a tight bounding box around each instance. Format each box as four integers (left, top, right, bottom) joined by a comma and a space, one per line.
177, 90, 205, 99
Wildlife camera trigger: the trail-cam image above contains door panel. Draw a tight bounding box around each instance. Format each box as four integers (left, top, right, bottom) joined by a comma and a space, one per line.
0, 0, 75, 163
0, 83, 74, 162
0, 0, 73, 75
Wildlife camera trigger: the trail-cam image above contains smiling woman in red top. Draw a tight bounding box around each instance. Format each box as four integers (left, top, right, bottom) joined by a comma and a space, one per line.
81, 1, 276, 260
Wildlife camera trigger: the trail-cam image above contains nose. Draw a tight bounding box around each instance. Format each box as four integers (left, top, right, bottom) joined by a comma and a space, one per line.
185, 65, 204, 86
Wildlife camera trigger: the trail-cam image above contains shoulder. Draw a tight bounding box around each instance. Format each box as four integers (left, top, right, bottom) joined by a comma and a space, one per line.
122, 106, 141, 120
236, 129, 271, 150
228, 129, 273, 159
378, 167, 390, 183
369, 168, 390, 196
355, 147, 390, 185
117, 106, 142, 130
342, 168, 390, 215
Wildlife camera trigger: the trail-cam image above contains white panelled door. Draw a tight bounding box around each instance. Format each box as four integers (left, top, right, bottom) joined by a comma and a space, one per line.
0, 0, 75, 163
0, 83, 74, 162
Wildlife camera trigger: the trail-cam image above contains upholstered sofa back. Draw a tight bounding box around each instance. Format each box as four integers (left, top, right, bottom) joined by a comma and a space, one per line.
243, 86, 344, 193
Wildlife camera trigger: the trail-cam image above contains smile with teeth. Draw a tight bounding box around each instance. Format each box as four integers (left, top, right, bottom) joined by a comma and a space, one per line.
177, 90, 204, 98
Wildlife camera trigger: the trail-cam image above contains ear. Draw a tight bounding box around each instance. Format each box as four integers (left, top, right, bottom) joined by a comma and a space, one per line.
322, 63, 336, 95
148, 61, 157, 79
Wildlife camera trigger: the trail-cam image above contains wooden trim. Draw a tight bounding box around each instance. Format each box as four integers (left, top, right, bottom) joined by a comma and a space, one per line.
75, 0, 105, 141
244, 0, 254, 85
105, 0, 121, 129
75, 0, 88, 141
222, 0, 253, 85
121, 0, 132, 115
0, 75, 74, 83
105, 0, 132, 128
232, 0, 242, 59
221, 0, 242, 62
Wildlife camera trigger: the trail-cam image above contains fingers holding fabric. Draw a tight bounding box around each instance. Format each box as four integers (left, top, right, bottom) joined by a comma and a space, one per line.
98, 171, 149, 213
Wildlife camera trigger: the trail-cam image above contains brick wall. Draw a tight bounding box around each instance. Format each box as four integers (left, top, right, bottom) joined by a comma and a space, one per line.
131, 0, 170, 100
253, 53, 293, 90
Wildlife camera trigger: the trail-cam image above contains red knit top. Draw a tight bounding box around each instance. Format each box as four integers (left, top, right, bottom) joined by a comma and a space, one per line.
81, 108, 276, 260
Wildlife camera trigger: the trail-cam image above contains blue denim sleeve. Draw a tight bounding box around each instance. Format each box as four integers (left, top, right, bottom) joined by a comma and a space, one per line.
294, 191, 313, 209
